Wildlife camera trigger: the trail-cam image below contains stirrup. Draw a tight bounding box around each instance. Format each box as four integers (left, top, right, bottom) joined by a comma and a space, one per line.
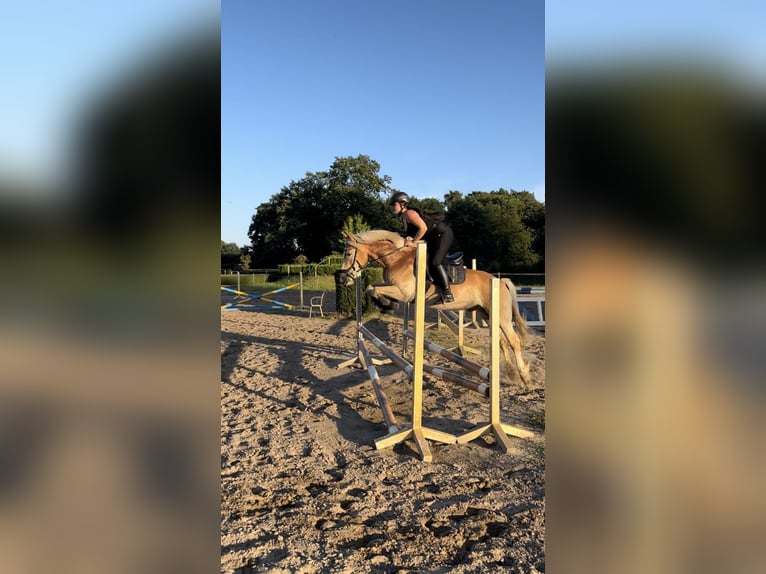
441, 289, 454, 303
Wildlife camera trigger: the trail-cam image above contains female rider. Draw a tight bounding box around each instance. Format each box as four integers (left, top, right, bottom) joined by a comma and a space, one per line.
389, 192, 454, 303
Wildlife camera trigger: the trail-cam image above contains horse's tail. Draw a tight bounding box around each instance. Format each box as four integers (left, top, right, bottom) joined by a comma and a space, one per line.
503, 278, 528, 345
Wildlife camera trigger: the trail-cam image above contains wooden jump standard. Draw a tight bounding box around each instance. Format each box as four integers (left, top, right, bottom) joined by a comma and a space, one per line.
341, 242, 532, 461
434, 309, 481, 357
429, 259, 480, 356
453, 275, 533, 450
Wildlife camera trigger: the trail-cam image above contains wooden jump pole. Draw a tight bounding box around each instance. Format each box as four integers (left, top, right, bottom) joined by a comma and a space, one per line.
402, 300, 410, 357
360, 325, 490, 398
299, 271, 305, 310
469, 258, 483, 329
359, 325, 413, 375
358, 341, 399, 435
403, 329, 490, 381
336, 273, 399, 437
422, 363, 489, 398
221, 283, 299, 310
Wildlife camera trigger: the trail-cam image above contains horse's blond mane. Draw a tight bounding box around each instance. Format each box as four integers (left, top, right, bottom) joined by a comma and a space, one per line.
355, 230, 405, 247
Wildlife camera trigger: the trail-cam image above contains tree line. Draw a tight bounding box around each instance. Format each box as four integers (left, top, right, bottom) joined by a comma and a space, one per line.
223, 154, 544, 273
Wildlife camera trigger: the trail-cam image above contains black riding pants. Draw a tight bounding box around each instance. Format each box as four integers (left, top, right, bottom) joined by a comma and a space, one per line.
425, 223, 454, 287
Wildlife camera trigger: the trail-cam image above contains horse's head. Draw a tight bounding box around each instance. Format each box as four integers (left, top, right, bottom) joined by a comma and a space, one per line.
337, 232, 370, 286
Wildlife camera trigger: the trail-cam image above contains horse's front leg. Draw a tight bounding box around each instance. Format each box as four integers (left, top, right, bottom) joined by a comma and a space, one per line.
366, 284, 409, 312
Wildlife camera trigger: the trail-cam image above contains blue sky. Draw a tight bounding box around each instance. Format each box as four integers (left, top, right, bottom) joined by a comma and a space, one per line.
0, 1, 215, 193
2, 1, 761, 249
221, 0, 545, 246
546, 1, 766, 74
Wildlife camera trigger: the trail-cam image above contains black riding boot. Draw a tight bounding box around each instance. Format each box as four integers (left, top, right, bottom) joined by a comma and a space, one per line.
433, 264, 454, 303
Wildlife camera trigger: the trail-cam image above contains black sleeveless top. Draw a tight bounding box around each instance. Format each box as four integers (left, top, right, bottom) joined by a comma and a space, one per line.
401, 207, 445, 239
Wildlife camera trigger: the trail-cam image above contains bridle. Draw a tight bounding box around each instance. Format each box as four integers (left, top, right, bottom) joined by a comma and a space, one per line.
340, 240, 406, 281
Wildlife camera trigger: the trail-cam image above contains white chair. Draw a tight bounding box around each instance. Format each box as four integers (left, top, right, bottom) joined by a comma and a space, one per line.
309, 292, 326, 318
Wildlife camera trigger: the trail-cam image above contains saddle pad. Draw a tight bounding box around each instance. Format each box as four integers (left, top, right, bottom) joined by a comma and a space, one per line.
447, 264, 465, 285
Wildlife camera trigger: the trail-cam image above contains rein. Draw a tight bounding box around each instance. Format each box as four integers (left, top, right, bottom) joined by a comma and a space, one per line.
341, 241, 407, 276
365, 244, 406, 268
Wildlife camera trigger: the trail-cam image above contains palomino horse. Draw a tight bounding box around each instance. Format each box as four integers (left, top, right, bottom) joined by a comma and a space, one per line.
338, 230, 531, 386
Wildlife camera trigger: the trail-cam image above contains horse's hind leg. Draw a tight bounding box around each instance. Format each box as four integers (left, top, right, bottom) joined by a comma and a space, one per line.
501, 326, 531, 388
488, 287, 529, 388
497, 302, 531, 387
477, 309, 528, 387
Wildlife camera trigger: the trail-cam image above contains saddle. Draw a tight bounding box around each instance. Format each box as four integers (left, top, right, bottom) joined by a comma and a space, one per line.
445, 252, 465, 285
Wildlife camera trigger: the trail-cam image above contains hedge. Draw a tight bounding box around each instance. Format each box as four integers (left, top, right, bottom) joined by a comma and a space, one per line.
277, 263, 340, 276
334, 267, 384, 318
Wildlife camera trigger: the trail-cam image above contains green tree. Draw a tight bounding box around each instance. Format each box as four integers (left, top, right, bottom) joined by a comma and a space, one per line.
446, 190, 543, 272
221, 240, 242, 270
410, 196, 445, 216
443, 190, 463, 207
342, 214, 370, 236
510, 190, 545, 271
248, 155, 395, 266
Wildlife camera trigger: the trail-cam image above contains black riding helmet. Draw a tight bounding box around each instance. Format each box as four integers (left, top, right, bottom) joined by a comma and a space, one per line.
389, 192, 410, 206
